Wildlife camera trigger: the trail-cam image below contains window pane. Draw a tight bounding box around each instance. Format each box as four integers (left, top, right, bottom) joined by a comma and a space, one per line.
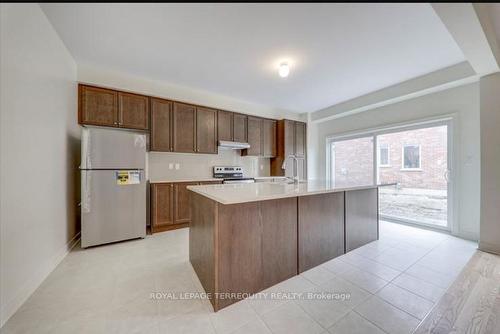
379, 145, 389, 166
377, 125, 448, 228
403, 145, 420, 169
331, 136, 373, 187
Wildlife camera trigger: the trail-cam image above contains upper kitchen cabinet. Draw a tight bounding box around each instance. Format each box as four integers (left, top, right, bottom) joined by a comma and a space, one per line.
271, 119, 307, 178
262, 119, 277, 158
242, 116, 262, 156
150, 98, 172, 152
172, 102, 196, 153
78, 84, 149, 130
79, 85, 118, 127
233, 113, 248, 143
217, 110, 233, 142
294, 121, 306, 157
118, 92, 149, 130
196, 107, 217, 154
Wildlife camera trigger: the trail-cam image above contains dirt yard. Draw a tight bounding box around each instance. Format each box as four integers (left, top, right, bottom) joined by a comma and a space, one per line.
379, 186, 447, 227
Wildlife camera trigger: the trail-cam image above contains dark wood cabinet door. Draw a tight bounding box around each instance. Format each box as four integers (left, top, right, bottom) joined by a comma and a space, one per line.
216, 198, 298, 309
284, 120, 295, 156
79, 85, 118, 127
283, 120, 296, 177
262, 119, 277, 157
233, 113, 248, 142
172, 102, 196, 153
118, 92, 149, 130
150, 98, 172, 151
345, 188, 378, 252
151, 183, 174, 232
295, 121, 306, 157
174, 182, 198, 224
297, 158, 307, 181
196, 107, 217, 154
261, 198, 297, 288
243, 116, 262, 156
298, 192, 345, 273
217, 110, 233, 142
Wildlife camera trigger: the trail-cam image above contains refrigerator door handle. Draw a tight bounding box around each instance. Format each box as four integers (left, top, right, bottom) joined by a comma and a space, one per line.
81, 171, 91, 214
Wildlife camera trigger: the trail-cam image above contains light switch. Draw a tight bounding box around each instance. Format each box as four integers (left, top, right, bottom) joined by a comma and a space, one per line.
168, 163, 174, 170
260, 164, 264, 170
175, 163, 180, 170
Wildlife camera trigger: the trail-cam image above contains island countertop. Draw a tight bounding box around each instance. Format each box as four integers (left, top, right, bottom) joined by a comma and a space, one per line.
187, 180, 395, 205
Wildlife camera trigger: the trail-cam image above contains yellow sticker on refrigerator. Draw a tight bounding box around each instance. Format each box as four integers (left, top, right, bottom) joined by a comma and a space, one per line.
116, 171, 141, 185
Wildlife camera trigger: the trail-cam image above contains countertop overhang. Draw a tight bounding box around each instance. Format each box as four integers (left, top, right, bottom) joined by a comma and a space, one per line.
187, 180, 396, 205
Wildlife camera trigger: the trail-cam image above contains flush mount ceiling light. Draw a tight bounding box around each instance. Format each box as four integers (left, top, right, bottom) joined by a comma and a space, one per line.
278, 63, 290, 78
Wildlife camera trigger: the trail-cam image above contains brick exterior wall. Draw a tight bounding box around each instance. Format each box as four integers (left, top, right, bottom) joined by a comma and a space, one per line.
333, 126, 447, 190
333, 137, 374, 187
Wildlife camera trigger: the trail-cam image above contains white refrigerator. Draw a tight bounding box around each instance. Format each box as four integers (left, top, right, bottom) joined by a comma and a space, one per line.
80, 127, 146, 248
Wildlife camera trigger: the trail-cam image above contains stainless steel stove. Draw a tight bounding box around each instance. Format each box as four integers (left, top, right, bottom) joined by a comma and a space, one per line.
213, 166, 255, 184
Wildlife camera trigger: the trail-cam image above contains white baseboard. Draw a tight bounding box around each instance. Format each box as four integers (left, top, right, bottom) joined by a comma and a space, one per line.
0, 232, 81, 328
455, 230, 479, 242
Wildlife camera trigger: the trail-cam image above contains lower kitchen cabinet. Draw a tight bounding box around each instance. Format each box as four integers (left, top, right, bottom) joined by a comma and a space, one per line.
298, 192, 345, 273
151, 180, 223, 233
345, 188, 379, 252
151, 183, 174, 233
174, 182, 198, 224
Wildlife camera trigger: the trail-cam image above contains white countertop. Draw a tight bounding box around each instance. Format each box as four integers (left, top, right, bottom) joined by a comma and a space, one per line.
149, 176, 286, 184
149, 178, 222, 184
188, 180, 396, 205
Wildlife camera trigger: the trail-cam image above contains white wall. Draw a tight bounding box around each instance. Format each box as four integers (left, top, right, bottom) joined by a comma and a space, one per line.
309, 83, 481, 240
0, 4, 79, 327
479, 73, 500, 254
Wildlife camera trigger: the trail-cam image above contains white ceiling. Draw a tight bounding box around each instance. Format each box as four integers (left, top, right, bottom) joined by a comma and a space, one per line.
41, 3, 465, 113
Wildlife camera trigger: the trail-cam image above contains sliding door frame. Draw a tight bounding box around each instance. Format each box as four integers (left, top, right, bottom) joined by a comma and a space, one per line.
326, 114, 456, 233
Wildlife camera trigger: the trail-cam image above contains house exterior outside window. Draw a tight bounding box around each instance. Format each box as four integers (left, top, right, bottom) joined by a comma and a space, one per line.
379, 144, 390, 167
402, 144, 421, 170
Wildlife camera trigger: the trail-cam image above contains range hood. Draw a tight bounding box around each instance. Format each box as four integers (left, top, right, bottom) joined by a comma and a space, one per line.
218, 140, 250, 149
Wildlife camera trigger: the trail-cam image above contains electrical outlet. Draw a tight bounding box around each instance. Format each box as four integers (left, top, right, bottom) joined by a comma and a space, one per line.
168, 163, 174, 170
175, 163, 180, 170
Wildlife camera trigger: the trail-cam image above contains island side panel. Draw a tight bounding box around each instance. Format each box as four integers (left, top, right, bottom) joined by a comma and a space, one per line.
261, 198, 298, 289
216, 198, 298, 310
345, 188, 379, 252
189, 192, 217, 309
217, 201, 263, 310
298, 192, 345, 273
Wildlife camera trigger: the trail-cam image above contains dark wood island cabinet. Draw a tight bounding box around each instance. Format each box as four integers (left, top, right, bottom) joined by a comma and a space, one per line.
188, 182, 387, 311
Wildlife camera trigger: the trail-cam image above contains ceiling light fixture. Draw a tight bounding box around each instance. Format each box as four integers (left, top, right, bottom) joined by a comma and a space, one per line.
278, 63, 290, 78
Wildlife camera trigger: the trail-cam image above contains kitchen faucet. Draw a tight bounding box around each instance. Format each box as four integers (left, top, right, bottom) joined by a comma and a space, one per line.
281, 154, 303, 184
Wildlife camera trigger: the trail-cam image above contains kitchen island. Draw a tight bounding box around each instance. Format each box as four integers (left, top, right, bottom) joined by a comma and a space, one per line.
188, 180, 394, 311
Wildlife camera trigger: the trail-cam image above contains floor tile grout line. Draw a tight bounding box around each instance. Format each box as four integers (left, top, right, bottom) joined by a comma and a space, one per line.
351, 308, 391, 334
388, 277, 444, 305
336, 255, 401, 283
291, 298, 335, 331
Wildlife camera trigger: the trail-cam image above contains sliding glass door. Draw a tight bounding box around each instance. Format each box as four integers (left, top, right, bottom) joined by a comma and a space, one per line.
328, 120, 452, 230
376, 124, 449, 229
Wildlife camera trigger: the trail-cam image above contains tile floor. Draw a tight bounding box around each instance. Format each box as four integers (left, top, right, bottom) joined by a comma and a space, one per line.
1, 221, 477, 334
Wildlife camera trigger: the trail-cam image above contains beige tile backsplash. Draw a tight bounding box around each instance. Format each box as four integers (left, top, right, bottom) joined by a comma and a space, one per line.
147, 148, 270, 182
